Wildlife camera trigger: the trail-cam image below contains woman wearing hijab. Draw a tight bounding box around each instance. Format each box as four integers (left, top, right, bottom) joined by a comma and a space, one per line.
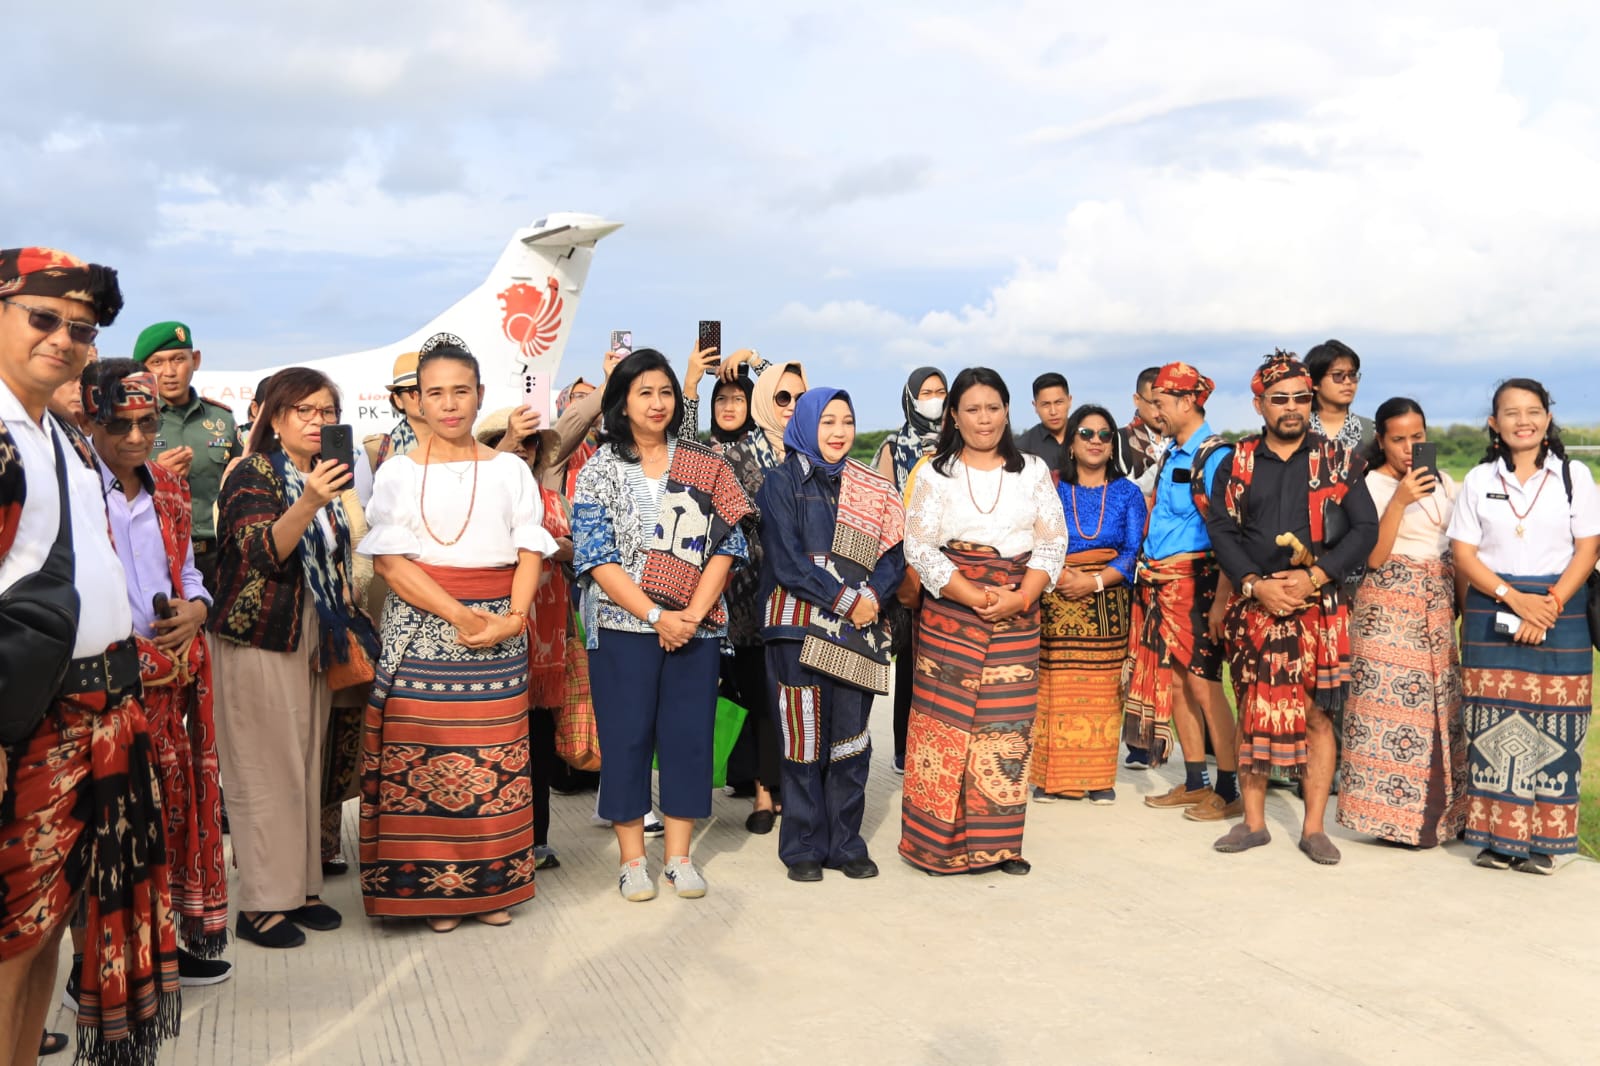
718, 361, 809, 831
873, 367, 947, 772
757, 389, 905, 880
706, 374, 756, 448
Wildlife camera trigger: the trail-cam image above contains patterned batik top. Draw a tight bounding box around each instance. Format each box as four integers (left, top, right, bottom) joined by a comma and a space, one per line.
571, 441, 750, 649
1056, 477, 1148, 583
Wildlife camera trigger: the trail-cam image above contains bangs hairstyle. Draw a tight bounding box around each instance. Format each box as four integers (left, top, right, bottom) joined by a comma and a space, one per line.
598, 348, 683, 462
1482, 377, 1568, 473
931, 366, 1025, 476
417, 344, 481, 388
1060, 404, 1126, 485
1305, 339, 1360, 386
1363, 396, 1426, 470
248, 367, 340, 455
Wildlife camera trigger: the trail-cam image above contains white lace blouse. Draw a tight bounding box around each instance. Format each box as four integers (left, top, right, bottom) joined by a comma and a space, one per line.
359, 452, 559, 567
903, 453, 1068, 597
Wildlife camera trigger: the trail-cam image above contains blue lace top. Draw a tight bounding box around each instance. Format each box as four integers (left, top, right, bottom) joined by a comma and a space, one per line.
1056, 477, 1146, 583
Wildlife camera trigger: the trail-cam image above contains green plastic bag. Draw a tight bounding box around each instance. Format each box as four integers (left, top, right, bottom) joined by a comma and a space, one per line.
653, 697, 748, 790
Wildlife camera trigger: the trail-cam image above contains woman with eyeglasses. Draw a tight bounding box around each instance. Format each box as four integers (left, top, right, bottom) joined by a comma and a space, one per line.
1446, 378, 1600, 874
1306, 339, 1374, 451
1337, 397, 1466, 848
209, 367, 379, 948
716, 361, 810, 832
358, 348, 556, 930
1031, 405, 1146, 804
899, 367, 1068, 875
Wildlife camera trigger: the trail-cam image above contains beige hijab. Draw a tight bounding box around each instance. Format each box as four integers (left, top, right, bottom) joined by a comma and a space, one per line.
750, 361, 808, 459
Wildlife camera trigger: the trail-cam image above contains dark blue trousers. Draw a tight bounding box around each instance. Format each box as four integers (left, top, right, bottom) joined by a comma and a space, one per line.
589, 630, 720, 821
765, 641, 872, 868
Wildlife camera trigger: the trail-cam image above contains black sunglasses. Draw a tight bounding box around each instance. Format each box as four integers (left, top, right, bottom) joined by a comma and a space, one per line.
774, 389, 805, 408
2, 298, 99, 345
104, 414, 160, 437
1265, 391, 1314, 407
1076, 427, 1115, 443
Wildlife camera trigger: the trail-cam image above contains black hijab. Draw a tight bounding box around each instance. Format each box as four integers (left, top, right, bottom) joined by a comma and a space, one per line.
901, 366, 945, 438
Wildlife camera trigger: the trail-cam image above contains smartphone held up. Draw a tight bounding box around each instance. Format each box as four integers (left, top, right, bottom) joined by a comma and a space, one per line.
698, 320, 722, 375
319, 424, 355, 487
610, 329, 633, 358
522, 371, 553, 426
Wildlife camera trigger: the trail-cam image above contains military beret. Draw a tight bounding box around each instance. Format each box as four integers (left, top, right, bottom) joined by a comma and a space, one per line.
132, 320, 195, 364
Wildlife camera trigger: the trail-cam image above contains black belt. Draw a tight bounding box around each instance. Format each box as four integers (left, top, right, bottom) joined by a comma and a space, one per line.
192, 538, 216, 556
62, 638, 142, 696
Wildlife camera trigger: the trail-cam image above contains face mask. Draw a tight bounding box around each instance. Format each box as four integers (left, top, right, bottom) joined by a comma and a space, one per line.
914, 397, 944, 422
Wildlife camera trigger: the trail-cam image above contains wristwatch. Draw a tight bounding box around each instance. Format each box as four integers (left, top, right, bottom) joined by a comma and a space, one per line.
646, 606, 663, 626
1493, 583, 1510, 601
1241, 575, 1258, 599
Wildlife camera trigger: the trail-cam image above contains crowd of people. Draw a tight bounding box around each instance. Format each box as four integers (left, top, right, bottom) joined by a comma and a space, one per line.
0, 245, 1596, 1066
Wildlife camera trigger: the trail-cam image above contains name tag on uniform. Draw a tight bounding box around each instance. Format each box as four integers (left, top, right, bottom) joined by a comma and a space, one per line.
153, 438, 167, 449
1172, 468, 1193, 484
1487, 492, 1509, 500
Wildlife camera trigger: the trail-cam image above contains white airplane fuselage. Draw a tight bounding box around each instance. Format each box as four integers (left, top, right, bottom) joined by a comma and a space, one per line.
192, 213, 622, 440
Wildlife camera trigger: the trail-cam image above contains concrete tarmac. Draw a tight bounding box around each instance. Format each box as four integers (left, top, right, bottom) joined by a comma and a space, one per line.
52, 705, 1600, 1065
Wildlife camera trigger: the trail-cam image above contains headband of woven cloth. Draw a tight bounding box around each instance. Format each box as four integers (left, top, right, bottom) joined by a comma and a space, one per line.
1153, 361, 1215, 407
0, 246, 123, 325
83, 369, 159, 424
1251, 353, 1309, 396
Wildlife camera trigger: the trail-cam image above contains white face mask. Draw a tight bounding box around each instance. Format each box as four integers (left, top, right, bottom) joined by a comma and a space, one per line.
913, 396, 945, 422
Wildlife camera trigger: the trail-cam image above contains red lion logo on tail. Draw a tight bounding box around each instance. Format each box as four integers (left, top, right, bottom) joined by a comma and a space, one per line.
497, 276, 564, 360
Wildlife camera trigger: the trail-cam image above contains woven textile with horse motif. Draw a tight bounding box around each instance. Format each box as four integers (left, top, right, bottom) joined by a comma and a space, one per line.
1218, 435, 1358, 775
900, 545, 1040, 872
359, 564, 537, 917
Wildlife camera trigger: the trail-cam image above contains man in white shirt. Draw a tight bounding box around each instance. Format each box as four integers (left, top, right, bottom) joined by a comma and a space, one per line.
0, 248, 178, 1066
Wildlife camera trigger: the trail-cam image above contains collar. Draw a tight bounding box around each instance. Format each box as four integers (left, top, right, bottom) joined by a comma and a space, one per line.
98, 456, 155, 498
0, 375, 40, 429
1173, 421, 1213, 456
160, 388, 202, 415
1494, 451, 1566, 481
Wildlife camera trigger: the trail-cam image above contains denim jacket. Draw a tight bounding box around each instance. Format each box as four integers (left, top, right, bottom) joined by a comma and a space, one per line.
755, 454, 905, 642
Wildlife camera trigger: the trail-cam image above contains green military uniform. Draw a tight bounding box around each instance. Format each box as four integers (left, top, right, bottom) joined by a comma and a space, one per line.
135, 320, 239, 562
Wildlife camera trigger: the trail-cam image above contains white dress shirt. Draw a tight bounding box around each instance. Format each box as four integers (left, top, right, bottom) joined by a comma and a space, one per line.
0, 378, 134, 655
1446, 453, 1600, 576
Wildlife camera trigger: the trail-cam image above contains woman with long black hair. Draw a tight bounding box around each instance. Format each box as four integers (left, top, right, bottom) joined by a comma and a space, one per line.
1338, 398, 1466, 847
1446, 378, 1600, 873
1030, 405, 1146, 804
898, 367, 1067, 875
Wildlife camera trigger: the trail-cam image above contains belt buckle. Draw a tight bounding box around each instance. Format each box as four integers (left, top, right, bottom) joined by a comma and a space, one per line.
106, 641, 141, 693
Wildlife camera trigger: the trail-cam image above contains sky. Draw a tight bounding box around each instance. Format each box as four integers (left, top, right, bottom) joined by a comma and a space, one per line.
9, 2, 1600, 432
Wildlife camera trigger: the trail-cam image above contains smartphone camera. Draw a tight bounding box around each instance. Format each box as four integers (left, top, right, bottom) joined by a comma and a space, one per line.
610, 330, 632, 358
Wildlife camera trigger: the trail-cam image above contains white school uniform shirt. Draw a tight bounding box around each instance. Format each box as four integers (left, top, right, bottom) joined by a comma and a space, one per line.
0, 378, 134, 655
1446, 453, 1600, 576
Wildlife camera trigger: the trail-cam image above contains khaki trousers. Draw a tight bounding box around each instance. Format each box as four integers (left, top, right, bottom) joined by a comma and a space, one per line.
213, 602, 334, 912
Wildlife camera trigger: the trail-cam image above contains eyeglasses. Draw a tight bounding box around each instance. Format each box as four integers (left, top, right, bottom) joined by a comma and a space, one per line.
774, 390, 805, 408
290, 403, 341, 423
104, 414, 160, 437
1327, 370, 1360, 385
1264, 391, 1314, 407
391, 386, 419, 398
1, 298, 99, 345
1076, 427, 1115, 442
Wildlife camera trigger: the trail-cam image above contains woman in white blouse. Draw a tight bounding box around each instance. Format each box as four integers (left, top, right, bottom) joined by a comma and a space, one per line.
898, 367, 1068, 876
1337, 399, 1466, 847
1446, 378, 1600, 874
357, 346, 557, 930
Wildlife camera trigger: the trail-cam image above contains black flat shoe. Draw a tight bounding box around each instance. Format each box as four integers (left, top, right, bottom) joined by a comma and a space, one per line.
998, 858, 1032, 876
40, 1031, 68, 1057
237, 912, 305, 949
745, 809, 777, 835
322, 856, 349, 877
291, 901, 343, 931
786, 861, 824, 882
840, 857, 879, 879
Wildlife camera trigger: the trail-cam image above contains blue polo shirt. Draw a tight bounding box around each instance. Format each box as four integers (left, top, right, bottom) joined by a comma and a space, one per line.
1143, 421, 1230, 560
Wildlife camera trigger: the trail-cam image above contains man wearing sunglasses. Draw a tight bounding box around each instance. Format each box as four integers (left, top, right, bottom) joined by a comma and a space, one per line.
1016, 372, 1072, 471
1123, 362, 1240, 822
0, 248, 181, 1066
1205, 351, 1378, 866
135, 320, 239, 595
366, 350, 428, 470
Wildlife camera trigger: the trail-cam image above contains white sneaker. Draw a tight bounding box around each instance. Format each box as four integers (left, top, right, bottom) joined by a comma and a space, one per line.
662, 856, 707, 898
643, 814, 665, 836
591, 813, 614, 828
617, 857, 656, 902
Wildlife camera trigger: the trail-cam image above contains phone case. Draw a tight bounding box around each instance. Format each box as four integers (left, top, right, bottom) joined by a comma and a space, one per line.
698, 320, 721, 353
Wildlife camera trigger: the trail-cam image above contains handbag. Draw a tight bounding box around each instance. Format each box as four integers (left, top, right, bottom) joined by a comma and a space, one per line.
895, 565, 923, 608
555, 634, 601, 770
1585, 569, 1600, 653
0, 433, 82, 746
326, 630, 375, 691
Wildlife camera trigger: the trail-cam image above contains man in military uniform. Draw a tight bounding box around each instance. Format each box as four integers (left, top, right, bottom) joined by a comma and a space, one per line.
134, 320, 239, 593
